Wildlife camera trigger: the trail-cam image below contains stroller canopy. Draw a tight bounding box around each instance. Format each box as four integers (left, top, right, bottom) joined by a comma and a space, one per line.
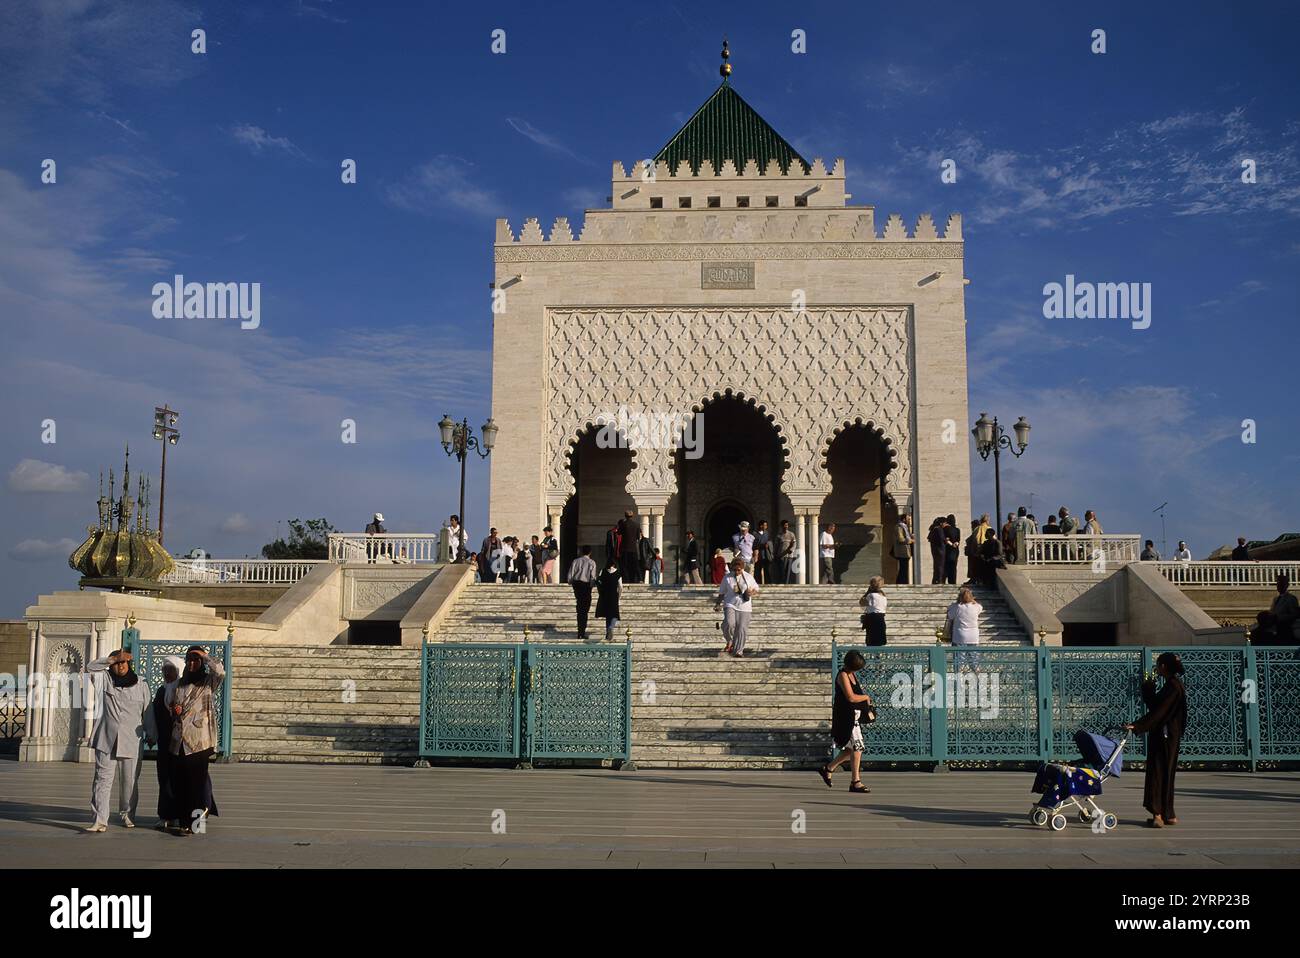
1074, 729, 1122, 776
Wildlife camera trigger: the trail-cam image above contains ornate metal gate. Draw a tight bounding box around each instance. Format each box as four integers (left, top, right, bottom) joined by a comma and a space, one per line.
135, 638, 233, 757
420, 643, 631, 763
526, 645, 630, 761
420, 644, 521, 759
1257, 647, 1300, 761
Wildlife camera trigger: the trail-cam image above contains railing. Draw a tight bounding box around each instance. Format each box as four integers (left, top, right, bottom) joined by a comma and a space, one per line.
831, 641, 1300, 767
1154, 561, 1300, 588
328, 533, 442, 563
0, 695, 26, 755
419, 642, 631, 764
1022, 533, 1141, 566
161, 559, 323, 585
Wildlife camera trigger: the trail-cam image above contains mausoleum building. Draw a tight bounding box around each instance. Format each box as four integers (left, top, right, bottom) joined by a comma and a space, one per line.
489, 56, 971, 584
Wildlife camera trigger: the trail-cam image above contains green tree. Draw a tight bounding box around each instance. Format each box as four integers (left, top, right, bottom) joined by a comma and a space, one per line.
261, 518, 335, 560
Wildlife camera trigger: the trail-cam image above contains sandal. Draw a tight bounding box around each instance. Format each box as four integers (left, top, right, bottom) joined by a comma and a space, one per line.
849, 780, 870, 793
1165, 818, 1178, 825
1147, 816, 1164, 828
818, 766, 833, 788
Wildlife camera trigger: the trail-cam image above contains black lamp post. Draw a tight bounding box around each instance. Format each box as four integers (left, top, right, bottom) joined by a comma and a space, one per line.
971, 412, 1031, 530
151, 405, 180, 546
438, 415, 497, 561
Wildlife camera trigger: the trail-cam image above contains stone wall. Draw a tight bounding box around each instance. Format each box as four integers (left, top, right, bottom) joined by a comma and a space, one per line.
0, 620, 28, 679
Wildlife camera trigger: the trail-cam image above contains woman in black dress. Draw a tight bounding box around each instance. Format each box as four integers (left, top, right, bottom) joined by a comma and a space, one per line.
1125, 652, 1188, 828
818, 650, 875, 793
142, 657, 183, 830
594, 560, 622, 642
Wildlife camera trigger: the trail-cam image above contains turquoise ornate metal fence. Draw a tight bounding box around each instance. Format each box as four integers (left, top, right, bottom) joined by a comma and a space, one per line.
420, 642, 631, 764
420, 644, 521, 758
135, 638, 233, 757
526, 645, 631, 761
832, 643, 1299, 768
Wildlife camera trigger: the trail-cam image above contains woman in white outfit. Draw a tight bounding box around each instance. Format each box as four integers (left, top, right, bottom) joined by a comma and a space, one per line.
858, 576, 887, 646
946, 587, 983, 670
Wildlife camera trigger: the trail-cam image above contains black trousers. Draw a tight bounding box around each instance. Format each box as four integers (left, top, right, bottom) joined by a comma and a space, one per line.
896, 556, 910, 584
572, 581, 593, 637
944, 553, 959, 585
155, 748, 180, 821
930, 549, 945, 583
620, 554, 641, 584
174, 747, 217, 832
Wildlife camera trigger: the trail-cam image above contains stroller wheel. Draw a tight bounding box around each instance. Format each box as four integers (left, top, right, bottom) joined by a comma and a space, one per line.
1050, 814, 1068, 832
1103, 813, 1118, 831
1031, 807, 1050, 827
1078, 809, 1093, 823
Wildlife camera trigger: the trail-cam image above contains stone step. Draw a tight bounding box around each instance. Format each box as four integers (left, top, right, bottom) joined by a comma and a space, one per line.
230, 676, 420, 690
234, 723, 418, 741
235, 751, 414, 765
233, 705, 421, 721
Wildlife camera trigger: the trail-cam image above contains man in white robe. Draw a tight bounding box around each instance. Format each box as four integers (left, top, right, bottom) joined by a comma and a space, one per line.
85, 649, 151, 831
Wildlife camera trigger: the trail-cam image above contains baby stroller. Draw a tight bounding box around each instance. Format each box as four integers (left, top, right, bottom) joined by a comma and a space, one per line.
1029, 727, 1128, 832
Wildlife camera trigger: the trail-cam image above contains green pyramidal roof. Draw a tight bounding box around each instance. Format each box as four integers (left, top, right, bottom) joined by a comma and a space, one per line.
655, 81, 809, 175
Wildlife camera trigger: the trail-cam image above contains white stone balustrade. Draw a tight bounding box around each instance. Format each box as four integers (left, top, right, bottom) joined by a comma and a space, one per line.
1023, 534, 1141, 566
327, 533, 442, 564
1153, 561, 1300, 588
161, 559, 323, 584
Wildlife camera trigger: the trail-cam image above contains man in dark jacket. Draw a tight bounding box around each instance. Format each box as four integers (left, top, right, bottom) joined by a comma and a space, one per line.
620, 510, 643, 584
683, 529, 702, 583
943, 514, 961, 585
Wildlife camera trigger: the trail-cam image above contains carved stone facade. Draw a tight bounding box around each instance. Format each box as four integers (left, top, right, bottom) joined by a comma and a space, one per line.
546, 306, 912, 503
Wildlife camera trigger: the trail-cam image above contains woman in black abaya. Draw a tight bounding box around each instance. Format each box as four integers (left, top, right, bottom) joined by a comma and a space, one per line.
1125, 652, 1188, 828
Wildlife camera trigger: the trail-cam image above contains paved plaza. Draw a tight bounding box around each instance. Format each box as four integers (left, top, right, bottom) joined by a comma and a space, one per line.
2, 759, 1298, 868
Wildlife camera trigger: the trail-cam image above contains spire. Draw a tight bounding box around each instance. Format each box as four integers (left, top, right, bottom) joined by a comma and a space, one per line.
654, 57, 809, 175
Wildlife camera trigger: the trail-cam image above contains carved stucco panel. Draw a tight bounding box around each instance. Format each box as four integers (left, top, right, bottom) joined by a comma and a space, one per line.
546, 307, 912, 504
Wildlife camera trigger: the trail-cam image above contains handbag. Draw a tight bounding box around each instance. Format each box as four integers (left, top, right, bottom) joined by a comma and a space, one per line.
859, 702, 877, 725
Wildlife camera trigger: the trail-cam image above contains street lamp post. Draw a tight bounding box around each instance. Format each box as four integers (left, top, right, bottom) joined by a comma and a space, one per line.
151, 405, 180, 546
971, 412, 1031, 530
438, 415, 498, 562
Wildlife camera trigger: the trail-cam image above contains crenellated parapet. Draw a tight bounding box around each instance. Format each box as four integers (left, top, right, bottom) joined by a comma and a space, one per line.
496, 210, 962, 248
495, 154, 960, 253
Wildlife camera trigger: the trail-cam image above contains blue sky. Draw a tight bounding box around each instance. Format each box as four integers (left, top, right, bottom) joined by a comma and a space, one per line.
0, 0, 1297, 615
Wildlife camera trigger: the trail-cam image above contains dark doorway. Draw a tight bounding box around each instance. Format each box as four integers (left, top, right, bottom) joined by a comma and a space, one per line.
1063, 622, 1118, 646
347, 620, 400, 645
705, 501, 750, 557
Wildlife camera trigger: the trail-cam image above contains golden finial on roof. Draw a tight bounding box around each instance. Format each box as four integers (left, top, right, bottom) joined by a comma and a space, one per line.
720, 38, 731, 79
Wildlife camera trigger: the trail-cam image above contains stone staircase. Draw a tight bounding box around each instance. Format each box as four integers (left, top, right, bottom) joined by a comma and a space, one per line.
432, 583, 1030, 769
230, 645, 421, 764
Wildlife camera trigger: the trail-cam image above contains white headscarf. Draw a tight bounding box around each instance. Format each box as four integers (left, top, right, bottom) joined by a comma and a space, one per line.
162, 656, 184, 706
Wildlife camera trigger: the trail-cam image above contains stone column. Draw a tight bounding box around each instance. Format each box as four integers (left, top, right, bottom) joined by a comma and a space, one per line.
795, 514, 807, 584
653, 514, 664, 557
809, 514, 821, 585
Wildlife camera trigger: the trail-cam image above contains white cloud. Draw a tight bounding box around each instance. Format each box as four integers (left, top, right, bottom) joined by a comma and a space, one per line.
219, 513, 253, 534
0, 0, 205, 108
296, 0, 348, 23
506, 117, 590, 164
9, 538, 80, 562
232, 124, 307, 159
898, 107, 1300, 230
384, 156, 502, 217
8, 460, 91, 494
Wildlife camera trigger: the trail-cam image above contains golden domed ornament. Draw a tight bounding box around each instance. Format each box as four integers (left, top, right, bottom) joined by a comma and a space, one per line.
68, 447, 175, 592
